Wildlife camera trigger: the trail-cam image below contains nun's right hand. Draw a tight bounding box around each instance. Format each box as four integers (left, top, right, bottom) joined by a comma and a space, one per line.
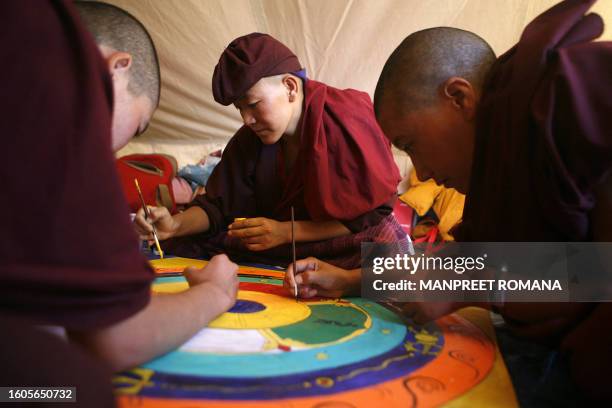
133, 205, 178, 241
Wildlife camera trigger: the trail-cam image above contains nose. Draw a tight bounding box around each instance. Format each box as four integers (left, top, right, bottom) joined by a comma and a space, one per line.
240, 110, 256, 126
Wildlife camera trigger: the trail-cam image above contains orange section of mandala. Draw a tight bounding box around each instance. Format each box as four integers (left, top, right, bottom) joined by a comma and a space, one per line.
150, 257, 284, 279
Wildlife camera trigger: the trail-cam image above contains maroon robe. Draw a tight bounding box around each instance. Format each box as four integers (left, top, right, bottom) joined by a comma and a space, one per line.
167, 79, 406, 268
454, 0, 612, 400
0, 314, 115, 408
0, 1, 153, 331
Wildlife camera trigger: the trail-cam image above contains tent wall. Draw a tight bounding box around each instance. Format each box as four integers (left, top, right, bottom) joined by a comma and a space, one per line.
106, 0, 612, 183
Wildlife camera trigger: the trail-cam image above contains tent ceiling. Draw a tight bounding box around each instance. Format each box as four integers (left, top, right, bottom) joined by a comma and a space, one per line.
102, 0, 611, 173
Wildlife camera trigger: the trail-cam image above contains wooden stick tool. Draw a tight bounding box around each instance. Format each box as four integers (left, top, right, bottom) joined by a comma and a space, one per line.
134, 178, 164, 259
291, 206, 298, 301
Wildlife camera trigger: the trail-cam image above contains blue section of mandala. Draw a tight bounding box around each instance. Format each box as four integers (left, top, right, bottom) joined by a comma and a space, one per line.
227, 299, 266, 313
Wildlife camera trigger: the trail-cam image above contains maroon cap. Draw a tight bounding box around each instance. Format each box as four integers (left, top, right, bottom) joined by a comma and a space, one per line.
212, 33, 302, 105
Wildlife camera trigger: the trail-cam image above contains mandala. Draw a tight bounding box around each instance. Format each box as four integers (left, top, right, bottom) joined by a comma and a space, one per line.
114, 262, 495, 407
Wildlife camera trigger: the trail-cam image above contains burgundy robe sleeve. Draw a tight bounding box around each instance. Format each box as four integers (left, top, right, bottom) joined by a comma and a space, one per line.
458, 0, 611, 242
0, 0, 153, 331
537, 40, 612, 194
341, 198, 396, 233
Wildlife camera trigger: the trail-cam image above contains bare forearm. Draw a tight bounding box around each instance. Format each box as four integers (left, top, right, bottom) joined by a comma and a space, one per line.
172, 206, 211, 237
295, 220, 351, 242
69, 284, 229, 371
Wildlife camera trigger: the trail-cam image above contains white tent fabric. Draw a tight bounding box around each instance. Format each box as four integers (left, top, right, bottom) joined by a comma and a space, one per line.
109, 0, 612, 187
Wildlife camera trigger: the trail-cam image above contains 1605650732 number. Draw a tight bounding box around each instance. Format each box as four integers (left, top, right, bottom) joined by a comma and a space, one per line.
0, 387, 75, 402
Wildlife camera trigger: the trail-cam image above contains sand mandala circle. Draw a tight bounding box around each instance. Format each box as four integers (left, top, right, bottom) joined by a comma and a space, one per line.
119, 273, 496, 407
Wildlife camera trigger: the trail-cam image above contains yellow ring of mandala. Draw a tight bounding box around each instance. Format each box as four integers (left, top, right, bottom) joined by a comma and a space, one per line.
210, 291, 311, 329
153, 282, 311, 329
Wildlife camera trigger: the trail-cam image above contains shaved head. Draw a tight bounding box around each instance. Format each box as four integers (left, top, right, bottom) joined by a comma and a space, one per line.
75, 1, 160, 107
374, 27, 495, 115
374, 27, 496, 194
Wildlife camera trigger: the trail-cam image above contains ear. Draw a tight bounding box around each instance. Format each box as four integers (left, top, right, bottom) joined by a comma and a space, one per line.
106, 51, 133, 78
441, 77, 478, 120
281, 75, 300, 102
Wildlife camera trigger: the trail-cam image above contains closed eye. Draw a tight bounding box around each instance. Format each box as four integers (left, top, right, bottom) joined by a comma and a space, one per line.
133, 122, 150, 139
